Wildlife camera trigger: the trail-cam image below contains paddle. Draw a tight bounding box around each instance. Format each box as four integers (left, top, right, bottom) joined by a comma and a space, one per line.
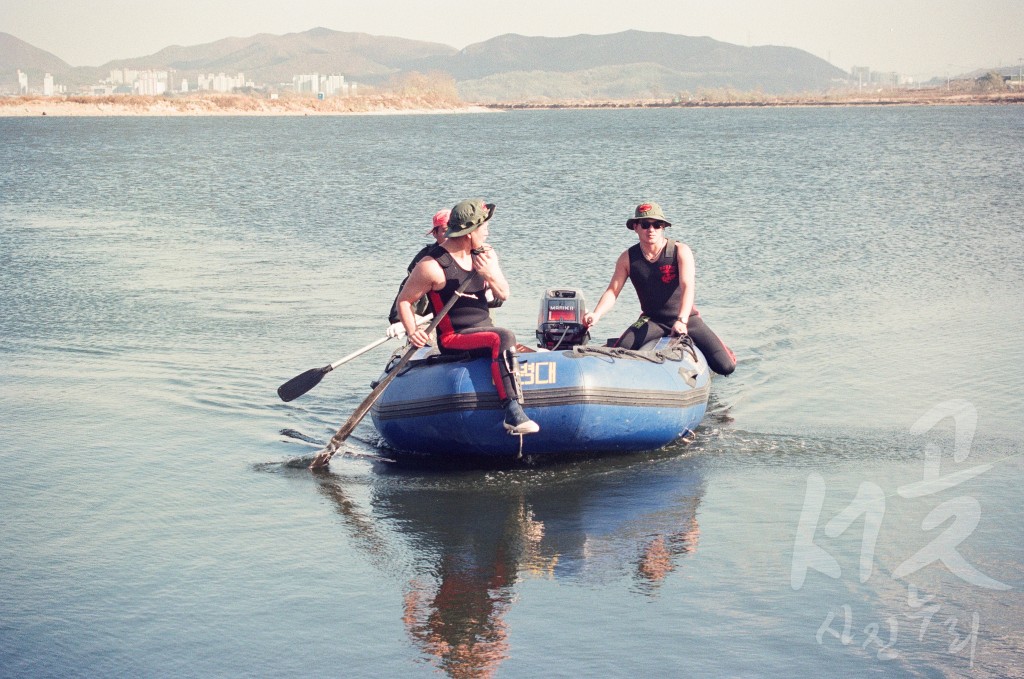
309, 273, 478, 470
277, 336, 394, 402
277, 314, 437, 402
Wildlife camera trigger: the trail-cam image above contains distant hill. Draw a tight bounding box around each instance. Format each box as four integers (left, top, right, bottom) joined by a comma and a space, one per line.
102, 27, 458, 86
0, 32, 83, 90
407, 30, 845, 93
426, 31, 848, 100
3, 27, 851, 99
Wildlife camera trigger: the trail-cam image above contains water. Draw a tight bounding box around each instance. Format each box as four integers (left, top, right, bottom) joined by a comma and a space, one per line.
2, 107, 1022, 677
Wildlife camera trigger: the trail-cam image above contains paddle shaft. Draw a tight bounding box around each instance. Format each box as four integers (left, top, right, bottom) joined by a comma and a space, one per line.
329, 335, 393, 370
310, 273, 479, 468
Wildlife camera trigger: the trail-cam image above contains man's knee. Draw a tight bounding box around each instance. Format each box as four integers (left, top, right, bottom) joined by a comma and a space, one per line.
708, 346, 736, 376
713, 356, 736, 376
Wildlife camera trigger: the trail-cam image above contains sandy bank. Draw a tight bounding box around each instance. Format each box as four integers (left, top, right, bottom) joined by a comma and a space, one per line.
0, 94, 491, 117
3, 91, 1021, 117
484, 91, 1024, 110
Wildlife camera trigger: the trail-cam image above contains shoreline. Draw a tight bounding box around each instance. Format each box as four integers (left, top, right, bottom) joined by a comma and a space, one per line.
484, 91, 1024, 110
0, 94, 488, 117
2, 91, 1021, 117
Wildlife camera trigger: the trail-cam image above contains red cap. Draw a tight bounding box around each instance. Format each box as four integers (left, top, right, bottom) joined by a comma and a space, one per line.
426, 209, 450, 235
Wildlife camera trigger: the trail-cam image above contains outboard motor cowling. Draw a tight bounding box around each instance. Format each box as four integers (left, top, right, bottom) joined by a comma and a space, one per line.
536, 288, 590, 350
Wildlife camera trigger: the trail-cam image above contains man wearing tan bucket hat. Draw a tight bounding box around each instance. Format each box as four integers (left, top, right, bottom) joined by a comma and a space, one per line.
396, 198, 539, 435
584, 202, 736, 375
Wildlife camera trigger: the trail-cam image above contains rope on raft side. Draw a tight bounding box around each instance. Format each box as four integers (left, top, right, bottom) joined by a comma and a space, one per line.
568, 335, 698, 365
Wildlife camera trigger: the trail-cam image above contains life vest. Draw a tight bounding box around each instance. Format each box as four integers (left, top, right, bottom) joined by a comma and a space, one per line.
425, 244, 492, 333
627, 240, 682, 324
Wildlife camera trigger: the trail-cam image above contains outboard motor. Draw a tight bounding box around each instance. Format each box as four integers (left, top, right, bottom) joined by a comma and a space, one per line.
536, 288, 590, 350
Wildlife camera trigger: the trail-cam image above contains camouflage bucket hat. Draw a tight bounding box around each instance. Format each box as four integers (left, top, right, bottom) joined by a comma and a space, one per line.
626, 201, 672, 230
445, 199, 496, 238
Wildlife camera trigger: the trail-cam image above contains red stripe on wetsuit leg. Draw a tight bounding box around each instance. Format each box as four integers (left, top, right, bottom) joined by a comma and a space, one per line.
438, 330, 508, 400
428, 290, 455, 336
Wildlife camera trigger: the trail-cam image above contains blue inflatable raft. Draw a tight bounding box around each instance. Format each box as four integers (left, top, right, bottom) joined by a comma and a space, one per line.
370, 335, 711, 459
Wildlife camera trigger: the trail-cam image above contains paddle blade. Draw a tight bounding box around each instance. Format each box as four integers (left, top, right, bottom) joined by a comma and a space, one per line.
277, 366, 330, 402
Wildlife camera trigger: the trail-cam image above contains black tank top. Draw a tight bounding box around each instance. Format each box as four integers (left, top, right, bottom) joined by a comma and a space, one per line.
426, 244, 492, 332
628, 240, 682, 323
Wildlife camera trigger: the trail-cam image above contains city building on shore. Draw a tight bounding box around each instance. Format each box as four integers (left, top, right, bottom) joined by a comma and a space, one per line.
197, 72, 252, 93
850, 66, 913, 89
15, 69, 66, 95
292, 73, 355, 97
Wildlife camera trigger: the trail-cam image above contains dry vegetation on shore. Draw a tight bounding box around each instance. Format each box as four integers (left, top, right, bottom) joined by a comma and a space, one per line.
486, 88, 1024, 110
0, 71, 474, 117
2, 87, 1021, 117
0, 92, 477, 117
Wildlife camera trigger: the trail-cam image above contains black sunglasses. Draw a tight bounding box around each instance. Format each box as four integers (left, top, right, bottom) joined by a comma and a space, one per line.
636, 222, 664, 230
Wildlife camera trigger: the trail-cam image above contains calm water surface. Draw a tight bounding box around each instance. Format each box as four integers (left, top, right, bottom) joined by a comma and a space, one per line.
1, 107, 1022, 677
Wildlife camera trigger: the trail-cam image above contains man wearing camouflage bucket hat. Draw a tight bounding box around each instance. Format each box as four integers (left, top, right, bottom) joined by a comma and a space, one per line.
396, 198, 539, 435
583, 202, 736, 375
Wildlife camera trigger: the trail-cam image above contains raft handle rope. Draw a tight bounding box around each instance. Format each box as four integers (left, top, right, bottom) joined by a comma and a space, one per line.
676, 335, 699, 364
568, 345, 667, 364
567, 335, 699, 365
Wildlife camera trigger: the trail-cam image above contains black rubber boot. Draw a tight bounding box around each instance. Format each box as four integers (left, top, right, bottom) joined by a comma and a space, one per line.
503, 400, 539, 435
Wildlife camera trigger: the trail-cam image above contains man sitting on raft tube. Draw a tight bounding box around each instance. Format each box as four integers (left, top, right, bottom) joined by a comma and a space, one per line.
584, 201, 736, 376
396, 198, 540, 435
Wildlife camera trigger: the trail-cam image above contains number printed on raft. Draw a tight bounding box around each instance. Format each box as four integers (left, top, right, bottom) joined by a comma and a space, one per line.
519, 361, 557, 386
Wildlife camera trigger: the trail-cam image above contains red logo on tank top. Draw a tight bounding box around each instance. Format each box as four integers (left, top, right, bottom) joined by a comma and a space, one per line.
660, 265, 677, 283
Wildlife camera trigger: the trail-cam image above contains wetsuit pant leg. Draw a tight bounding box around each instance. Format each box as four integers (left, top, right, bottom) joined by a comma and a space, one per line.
438, 327, 519, 401
687, 313, 736, 375
615, 316, 671, 350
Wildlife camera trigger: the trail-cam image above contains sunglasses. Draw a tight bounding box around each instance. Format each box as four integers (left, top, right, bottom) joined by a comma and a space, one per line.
636, 222, 664, 230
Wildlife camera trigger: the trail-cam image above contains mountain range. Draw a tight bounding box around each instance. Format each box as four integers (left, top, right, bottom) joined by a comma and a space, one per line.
2, 27, 851, 100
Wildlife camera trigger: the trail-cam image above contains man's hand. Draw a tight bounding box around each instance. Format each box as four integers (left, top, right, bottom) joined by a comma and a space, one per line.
471, 245, 499, 277
407, 328, 430, 348
387, 314, 432, 339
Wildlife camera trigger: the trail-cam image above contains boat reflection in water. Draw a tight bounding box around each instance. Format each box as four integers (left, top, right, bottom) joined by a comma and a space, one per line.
316, 453, 704, 678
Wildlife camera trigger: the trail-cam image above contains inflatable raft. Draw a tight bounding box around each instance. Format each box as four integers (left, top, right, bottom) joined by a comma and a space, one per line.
370, 289, 711, 459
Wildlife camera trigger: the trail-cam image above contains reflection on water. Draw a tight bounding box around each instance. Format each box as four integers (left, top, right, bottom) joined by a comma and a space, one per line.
316, 455, 703, 677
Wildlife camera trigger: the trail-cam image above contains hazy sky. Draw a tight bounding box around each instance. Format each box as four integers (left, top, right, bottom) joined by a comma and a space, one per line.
3, 0, 1022, 79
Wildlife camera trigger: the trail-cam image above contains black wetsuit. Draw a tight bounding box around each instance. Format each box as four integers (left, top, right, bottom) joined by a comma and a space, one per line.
389, 244, 502, 323
424, 245, 521, 402
616, 240, 736, 376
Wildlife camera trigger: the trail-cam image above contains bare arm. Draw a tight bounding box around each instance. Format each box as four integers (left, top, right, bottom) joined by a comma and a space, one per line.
397, 258, 444, 347
584, 250, 630, 327
673, 242, 696, 335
